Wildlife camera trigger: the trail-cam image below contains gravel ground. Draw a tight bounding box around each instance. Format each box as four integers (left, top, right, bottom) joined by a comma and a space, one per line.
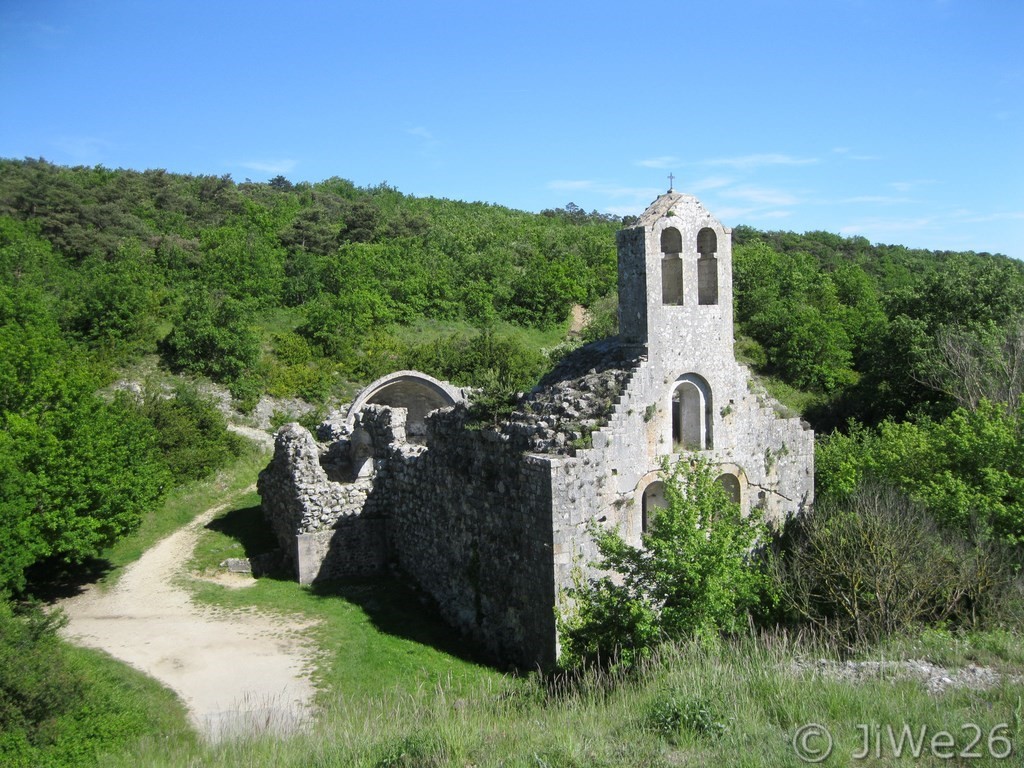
58, 488, 318, 741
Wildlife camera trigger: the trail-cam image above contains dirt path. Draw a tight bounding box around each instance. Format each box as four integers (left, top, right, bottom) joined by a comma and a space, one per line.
59, 487, 318, 741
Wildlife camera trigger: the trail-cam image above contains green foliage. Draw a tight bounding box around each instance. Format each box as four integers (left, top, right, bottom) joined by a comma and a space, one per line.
0, 286, 169, 593
0, 601, 193, 768
734, 240, 881, 394
642, 687, 729, 742
817, 400, 1024, 543
0, 602, 83, 745
559, 459, 769, 669
405, 329, 548, 392
60, 243, 159, 352
773, 481, 1022, 647
162, 293, 260, 383
580, 290, 619, 343
138, 385, 244, 482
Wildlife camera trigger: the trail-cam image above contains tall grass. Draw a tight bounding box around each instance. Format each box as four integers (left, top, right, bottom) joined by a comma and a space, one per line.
104, 624, 1023, 767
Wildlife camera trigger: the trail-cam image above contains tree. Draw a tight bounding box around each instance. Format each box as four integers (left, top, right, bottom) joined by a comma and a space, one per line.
558, 459, 769, 668
0, 285, 169, 593
162, 294, 260, 383
817, 400, 1024, 544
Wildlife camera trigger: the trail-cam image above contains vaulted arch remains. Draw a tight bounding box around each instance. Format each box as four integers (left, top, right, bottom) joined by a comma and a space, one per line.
346, 370, 465, 442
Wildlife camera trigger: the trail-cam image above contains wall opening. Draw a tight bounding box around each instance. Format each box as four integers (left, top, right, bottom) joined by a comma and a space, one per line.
670, 374, 713, 451
697, 227, 718, 305
347, 371, 463, 445
661, 227, 683, 305
641, 481, 667, 532
717, 473, 741, 505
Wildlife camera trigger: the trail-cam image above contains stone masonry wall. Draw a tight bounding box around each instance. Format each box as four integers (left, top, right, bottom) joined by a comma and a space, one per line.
257, 422, 386, 583
376, 406, 558, 669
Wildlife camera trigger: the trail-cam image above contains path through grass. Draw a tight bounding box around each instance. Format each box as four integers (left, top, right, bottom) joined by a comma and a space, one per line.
187, 491, 503, 704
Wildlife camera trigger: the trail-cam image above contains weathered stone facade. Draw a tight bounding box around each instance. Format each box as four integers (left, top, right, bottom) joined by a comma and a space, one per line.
258, 190, 814, 668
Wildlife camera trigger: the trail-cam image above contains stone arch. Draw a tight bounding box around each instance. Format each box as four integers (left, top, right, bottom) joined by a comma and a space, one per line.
717, 473, 741, 504
346, 370, 465, 442
670, 373, 713, 451
640, 479, 667, 533
660, 226, 683, 305
697, 226, 718, 305
714, 463, 748, 513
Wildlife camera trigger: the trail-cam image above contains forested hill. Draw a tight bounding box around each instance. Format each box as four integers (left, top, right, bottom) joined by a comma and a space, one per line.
3, 157, 1023, 428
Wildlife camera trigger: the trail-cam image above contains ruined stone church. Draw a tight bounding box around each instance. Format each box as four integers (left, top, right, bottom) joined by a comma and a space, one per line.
258, 188, 814, 667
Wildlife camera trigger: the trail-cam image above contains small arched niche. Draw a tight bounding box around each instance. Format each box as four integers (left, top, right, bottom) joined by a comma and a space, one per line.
697, 227, 718, 305
670, 373, 713, 451
717, 473, 741, 505
661, 227, 683, 305
641, 480, 667, 533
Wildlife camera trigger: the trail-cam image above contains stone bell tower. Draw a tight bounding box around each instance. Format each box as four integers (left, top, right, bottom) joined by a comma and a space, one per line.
616, 187, 735, 370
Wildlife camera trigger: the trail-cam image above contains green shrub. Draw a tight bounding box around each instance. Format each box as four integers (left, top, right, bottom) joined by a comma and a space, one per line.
0, 602, 83, 755
772, 480, 1023, 647
140, 385, 244, 482
162, 294, 260, 383
404, 329, 549, 392
558, 459, 770, 669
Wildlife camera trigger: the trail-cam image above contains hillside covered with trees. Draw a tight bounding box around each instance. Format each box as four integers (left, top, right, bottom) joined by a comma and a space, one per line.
3, 158, 1024, 765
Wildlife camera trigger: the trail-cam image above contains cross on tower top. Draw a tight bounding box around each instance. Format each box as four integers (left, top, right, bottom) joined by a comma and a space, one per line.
668, 173, 675, 191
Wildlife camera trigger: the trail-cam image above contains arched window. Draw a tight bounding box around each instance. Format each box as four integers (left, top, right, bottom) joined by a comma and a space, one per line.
661, 227, 683, 305
670, 374, 713, 451
641, 481, 667, 532
697, 227, 718, 305
717, 473, 741, 505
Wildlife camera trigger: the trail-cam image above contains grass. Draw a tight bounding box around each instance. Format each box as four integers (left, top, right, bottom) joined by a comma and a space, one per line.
186, 492, 502, 703
35, 416, 1024, 766
101, 627, 1024, 767
1, 642, 194, 768
107, 493, 1019, 767
98, 445, 271, 587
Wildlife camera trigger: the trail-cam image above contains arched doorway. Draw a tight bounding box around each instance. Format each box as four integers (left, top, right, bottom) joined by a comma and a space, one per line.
670, 374, 713, 451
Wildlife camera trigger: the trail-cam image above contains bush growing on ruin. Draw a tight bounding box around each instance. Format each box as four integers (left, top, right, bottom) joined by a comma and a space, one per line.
558, 459, 769, 669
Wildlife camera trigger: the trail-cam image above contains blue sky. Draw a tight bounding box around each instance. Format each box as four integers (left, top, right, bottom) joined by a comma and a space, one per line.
1, 0, 1021, 257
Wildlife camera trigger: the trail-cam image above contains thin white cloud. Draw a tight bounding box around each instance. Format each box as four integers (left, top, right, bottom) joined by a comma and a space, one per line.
637, 156, 681, 169
721, 185, 799, 206
688, 176, 734, 193
841, 195, 915, 205
238, 159, 296, 175
889, 179, 937, 193
953, 210, 1024, 224
547, 179, 595, 191
407, 126, 435, 141
702, 153, 818, 170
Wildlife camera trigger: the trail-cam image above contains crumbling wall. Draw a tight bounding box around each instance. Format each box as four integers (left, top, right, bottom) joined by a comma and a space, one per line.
257, 422, 386, 583
377, 406, 558, 668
